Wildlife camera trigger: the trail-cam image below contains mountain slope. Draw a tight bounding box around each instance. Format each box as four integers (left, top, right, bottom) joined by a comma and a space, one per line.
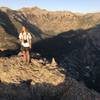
1, 7, 100, 36
0, 7, 100, 55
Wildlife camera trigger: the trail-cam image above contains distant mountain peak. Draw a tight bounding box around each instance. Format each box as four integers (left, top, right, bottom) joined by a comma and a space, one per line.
0, 7, 12, 12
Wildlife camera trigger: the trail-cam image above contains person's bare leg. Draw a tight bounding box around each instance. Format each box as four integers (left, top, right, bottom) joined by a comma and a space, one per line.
26, 50, 30, 63
23, 50, 27, 62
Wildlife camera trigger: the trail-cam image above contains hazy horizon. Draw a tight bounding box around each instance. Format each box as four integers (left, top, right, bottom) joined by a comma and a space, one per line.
0, 0, 100, 13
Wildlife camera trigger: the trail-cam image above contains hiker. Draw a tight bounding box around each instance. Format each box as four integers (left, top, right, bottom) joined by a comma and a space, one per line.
19, 26, 32, 63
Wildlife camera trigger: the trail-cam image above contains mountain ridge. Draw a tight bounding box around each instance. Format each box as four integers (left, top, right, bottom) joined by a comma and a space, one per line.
0, 6, 100, 36
1, 6, 100, 100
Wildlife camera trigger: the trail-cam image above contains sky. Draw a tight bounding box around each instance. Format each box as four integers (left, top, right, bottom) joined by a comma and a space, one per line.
0, 0, 100, 13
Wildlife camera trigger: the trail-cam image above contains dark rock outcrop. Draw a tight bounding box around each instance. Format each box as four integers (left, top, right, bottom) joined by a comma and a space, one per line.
32, 26, 100, 93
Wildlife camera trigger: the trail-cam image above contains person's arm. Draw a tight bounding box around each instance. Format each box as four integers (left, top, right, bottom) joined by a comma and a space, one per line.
28, 33, 32, 49
29, 38, 32, 49
19, 33, 22, 42
29, 40, 32, 49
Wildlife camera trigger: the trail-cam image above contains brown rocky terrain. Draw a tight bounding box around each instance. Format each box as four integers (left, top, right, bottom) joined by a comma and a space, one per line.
0, 6, 100, 100
0, 56, 100, 100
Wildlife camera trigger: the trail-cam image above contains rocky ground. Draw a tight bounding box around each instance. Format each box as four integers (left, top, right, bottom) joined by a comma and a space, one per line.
0, 56, 65, 100
0, 56, 100, 100
0, 56, 65, 84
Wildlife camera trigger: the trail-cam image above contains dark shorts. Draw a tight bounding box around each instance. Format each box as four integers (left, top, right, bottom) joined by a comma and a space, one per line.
21, 46, 30, 52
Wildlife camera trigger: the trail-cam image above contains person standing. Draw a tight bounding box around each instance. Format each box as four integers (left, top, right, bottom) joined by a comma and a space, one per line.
19, 26, 32, 63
